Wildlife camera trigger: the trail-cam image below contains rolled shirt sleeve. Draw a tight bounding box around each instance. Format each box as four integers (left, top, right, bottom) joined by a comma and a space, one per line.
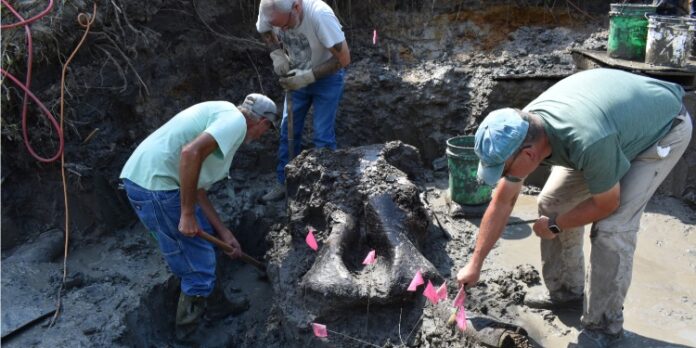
204, 111, 246, 158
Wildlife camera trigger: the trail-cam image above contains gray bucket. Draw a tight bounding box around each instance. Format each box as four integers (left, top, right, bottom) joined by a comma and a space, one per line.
645, 15, 690, 67
685, 18, 696, 58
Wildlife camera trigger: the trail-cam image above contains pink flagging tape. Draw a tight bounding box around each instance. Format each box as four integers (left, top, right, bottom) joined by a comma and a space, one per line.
423, 280, 439, 305
362, 249, 376, 265
306, 228, 318, 251
372, 29, 378, 45
456, 306, 467, 331
407, 270, 424, 291
312, 323, 328, 337
437, 282, 448, 301
454, 286, 466, 308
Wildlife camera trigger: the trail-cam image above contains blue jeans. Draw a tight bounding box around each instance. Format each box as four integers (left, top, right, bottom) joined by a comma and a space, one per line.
276, 69, 345, 183
122, 179, 216, 297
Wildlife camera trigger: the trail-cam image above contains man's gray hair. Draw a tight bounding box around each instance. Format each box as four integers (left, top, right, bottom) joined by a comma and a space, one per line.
516, 109, 544, 146
259, 0, 295, 15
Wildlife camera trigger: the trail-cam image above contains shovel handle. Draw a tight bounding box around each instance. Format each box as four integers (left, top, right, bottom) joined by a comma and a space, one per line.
286, 90, 295, 159
196, 232, 266, 273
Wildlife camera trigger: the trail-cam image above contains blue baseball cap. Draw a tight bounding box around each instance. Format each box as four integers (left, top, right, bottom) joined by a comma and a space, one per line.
474, 108, 529, 186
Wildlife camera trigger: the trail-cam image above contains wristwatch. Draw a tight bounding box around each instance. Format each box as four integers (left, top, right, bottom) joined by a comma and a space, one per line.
548, 215, 561, 234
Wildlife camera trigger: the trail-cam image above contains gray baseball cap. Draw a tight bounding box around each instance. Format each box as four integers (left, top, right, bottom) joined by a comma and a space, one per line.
242, 93, 279, 129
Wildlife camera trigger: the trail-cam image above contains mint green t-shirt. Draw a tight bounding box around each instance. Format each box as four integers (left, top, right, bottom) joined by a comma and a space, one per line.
523, 68, 684, 194
120, 101, 247, 190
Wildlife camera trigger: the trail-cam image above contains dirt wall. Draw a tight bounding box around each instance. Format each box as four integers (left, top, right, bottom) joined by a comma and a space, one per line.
2, 1, 695, 347
3, 0, 691, 252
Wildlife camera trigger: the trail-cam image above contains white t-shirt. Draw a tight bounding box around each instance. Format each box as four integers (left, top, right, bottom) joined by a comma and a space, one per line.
256, 0, 345, 70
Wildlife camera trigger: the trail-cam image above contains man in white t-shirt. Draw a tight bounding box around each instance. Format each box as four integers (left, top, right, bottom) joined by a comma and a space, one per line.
120, 94, 277, 340
256, 0, 351, 201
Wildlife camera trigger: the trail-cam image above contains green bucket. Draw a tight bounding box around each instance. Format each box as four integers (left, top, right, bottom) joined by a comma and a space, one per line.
446, 135, 492, 206
607, 3, 657, 61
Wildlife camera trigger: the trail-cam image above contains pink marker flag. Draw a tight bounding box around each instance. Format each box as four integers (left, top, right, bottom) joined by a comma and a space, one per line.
362, 249, 376, 265
423, 280, 439, 305
454, 286, 466, 308
407, 270, 424, 291
437, 282, 448, 301
312, 323, 328, 338
306, 228, 318, 251
372, 29, 378, 45
456, 306, 467, 331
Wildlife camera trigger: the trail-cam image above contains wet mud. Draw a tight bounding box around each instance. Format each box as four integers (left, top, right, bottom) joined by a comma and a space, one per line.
2, 1, 695, 347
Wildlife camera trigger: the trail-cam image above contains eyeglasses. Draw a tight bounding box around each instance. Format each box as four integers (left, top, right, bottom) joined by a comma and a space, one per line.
281, 12, 292, 30
279, 10, 294, 30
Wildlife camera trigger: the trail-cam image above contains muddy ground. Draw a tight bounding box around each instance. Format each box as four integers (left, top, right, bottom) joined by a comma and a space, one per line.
2, 169, 695, 347
2, 1, 696, 347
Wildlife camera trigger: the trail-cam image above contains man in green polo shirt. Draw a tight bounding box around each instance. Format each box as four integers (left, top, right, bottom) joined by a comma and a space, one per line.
456, 68, 692, 347
120, 94, 277, 340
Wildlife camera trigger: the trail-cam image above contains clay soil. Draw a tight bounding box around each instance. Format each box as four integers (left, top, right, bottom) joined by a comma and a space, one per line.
2, 1, 695, 347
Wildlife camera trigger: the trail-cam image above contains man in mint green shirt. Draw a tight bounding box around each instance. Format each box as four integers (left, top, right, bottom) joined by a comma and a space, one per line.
120, 94, 277, 340
456, 69, 692, 347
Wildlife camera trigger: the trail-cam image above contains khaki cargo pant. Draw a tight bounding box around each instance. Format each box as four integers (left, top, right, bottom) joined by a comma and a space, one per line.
536, 110, 693, 335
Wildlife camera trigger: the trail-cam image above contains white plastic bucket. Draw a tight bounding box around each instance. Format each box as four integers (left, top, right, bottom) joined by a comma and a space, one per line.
645, 15, 690, 67
685, 18, 696, 58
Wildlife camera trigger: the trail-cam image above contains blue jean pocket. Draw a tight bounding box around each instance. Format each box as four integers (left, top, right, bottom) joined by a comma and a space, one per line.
125, 196, 159, 234
154, 230, 194, 275
125, 190, 192, 276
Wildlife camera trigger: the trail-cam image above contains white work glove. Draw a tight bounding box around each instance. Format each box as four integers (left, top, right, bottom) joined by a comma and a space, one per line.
270, 49, 290, 76
279, 69, 315, 90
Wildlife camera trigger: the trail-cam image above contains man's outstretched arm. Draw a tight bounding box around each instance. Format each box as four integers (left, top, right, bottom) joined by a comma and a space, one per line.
457, 177, 523, 287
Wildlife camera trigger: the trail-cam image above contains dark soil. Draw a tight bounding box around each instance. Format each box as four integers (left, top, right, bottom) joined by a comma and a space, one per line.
2, 1, 695, 347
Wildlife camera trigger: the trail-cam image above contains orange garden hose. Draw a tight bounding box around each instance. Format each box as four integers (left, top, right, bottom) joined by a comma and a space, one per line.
1, 0, 97, 326
49, 3, 97, 326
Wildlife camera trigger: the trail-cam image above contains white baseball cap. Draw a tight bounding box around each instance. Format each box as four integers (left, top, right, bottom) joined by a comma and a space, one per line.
242, 93, 278, 129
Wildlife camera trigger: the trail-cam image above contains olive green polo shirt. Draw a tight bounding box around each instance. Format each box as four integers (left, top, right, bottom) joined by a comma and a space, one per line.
524, 68, 684, 193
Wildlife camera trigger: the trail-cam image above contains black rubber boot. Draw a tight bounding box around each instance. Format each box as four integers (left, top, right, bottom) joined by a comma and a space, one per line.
175, 292, 206, 341
204, 285, 249, 321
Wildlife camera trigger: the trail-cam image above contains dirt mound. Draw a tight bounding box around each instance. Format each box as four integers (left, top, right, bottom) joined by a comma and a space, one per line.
2, 1, 694, 347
